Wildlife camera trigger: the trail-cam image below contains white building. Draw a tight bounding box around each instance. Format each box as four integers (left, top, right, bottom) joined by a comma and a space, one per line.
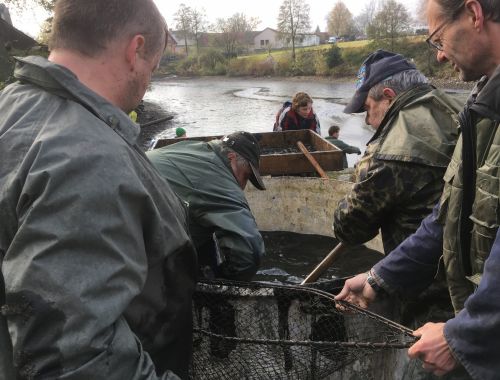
254, 28, 284, 50
253, 27, 320, 51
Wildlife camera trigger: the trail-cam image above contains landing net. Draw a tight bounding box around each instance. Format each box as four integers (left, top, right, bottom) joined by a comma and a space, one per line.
189, 279, 416, 379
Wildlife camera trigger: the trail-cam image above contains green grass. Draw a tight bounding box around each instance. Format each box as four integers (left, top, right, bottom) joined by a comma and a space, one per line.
337, 40, 370, 48
237, 40, 371, 61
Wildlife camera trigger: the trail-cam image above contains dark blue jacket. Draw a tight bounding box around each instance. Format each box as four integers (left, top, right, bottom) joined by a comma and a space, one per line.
373, 204, 500, 380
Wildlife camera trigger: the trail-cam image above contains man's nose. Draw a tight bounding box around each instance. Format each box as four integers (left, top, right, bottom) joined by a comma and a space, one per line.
437, 50, 448, 63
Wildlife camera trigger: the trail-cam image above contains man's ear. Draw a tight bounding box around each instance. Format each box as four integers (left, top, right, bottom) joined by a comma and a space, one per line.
465, 0, 485, 31
125, 34, 146, 71
382, 87, 397, 101
227, 151, 236, 161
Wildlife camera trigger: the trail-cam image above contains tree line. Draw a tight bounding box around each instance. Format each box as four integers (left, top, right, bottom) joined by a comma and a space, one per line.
6, 0, 421, 59
4, 0, 427, 75
172, 0, 421, 60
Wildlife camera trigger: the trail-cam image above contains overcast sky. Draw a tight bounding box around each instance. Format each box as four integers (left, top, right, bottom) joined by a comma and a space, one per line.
10, 0, 422, 38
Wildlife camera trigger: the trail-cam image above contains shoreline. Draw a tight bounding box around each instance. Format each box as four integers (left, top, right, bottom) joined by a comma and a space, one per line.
154, 73, 475, 91
137, 100, 174, 150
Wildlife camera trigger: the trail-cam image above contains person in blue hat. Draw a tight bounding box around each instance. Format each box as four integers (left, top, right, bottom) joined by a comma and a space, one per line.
333, 49, 462, 255
333, 48, 466, 380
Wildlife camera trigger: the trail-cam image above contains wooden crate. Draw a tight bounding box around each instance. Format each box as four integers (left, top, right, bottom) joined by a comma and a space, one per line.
151, 130, 344, 175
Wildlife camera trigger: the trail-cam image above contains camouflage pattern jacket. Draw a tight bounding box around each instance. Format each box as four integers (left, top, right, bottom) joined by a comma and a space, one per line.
333, 85, 462, 254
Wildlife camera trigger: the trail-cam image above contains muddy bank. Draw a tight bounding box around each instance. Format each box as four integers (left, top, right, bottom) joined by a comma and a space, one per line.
155, 73, 475, 91
136, 101, 175, 150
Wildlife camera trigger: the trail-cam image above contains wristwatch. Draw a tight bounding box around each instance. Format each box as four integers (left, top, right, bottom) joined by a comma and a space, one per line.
366, 270, 383, 294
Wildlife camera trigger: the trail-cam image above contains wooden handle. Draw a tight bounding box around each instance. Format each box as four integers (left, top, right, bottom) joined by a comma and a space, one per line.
296, 141, 328, 179
301, 243, 347, 284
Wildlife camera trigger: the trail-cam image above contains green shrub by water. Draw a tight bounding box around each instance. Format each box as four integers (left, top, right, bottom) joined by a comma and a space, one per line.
160, 37, 459, 80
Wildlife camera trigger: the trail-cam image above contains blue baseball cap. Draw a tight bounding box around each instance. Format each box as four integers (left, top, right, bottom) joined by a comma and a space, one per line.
344, 50, 416, 114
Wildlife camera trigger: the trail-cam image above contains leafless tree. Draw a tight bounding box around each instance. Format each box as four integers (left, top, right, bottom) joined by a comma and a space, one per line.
277, 0, 311, 61
211, 13, 259, 58
416, 0, 428, 23
367, 0, 410, 50
190, 8, 207, 56
354, 0, 378, 36
174, 3, 193, 56
327, 1, 354, 38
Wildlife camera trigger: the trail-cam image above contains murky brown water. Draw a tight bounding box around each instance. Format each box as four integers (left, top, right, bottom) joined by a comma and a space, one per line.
144, 77, 469, 167
256, 231, 383, 284
144, 77, 374, 167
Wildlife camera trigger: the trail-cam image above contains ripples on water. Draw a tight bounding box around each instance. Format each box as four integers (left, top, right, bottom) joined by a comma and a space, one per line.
144, 77, 375, 167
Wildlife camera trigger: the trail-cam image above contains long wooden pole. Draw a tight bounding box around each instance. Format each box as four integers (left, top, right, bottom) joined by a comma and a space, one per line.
301, 242, 347, 284
296, 141, 328, 179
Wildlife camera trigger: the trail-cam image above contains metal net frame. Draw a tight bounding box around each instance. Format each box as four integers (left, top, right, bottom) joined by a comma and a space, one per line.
189, 279, 416, 380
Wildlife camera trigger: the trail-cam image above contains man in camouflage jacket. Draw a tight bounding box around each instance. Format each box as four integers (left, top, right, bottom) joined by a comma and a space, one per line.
334, 50, 462, 254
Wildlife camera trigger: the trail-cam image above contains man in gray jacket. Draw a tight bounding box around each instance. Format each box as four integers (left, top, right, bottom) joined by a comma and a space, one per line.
0, 1, 197, 379
147, 132, 266, 281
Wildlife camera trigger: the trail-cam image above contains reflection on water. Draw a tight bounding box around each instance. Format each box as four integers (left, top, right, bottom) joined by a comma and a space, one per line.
255, 231, 383, 284
144, 77, 374, 167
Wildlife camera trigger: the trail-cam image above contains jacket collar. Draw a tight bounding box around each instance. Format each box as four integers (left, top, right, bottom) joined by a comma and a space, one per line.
471, 65, 500, 121
13, 56, 140, 146
367, 84, 434, 145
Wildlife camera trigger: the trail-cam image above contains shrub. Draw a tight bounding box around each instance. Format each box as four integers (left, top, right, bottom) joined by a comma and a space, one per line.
274, 53, 294, 76
248, 57, 276, 76
324, 44, 343, 69
175, 56, 200, 76
198, 49, 226, 72
226, 58, 249, 76
294, 50, 318, 76
213, 62, 227, 76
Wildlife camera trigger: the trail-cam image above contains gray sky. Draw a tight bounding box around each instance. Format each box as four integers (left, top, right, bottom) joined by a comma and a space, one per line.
10, 0, 422, 38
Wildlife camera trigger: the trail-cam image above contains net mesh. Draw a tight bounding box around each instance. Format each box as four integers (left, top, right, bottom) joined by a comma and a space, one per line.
189, 279, 416, 379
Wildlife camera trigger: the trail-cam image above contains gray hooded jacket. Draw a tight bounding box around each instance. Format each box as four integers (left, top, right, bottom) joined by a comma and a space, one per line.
0, 56, 197, 379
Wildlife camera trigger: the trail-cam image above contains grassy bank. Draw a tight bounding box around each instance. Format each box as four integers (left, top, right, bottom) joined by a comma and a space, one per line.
160, 37, 461, 84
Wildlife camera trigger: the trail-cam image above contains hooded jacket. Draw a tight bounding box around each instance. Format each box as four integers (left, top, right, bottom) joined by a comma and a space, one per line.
0, 56, 197, 380
334, 85, 461, 253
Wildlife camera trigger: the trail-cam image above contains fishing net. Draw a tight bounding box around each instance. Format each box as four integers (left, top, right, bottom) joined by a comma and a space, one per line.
189, 279, 416, 380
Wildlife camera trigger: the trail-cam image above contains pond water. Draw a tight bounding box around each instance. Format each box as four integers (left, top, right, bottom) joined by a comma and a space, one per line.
256, 231, 382, 284
144, 76, 374, 167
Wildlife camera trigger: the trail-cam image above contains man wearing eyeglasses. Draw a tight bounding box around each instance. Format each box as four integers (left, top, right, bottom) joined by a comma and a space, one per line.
336, 1, 500, 379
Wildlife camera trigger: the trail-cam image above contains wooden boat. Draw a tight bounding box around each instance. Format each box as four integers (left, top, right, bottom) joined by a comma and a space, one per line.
152, 129, 345, 176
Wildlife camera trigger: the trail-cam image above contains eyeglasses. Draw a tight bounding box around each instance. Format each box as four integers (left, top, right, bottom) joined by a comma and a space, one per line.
425, 20, 449, 51
426, 2, 465, 51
